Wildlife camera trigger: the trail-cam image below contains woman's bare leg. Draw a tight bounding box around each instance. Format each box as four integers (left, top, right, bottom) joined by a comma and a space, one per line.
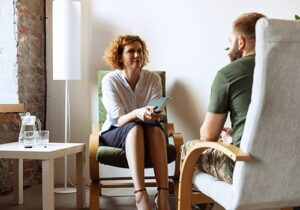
145, 126, 170, 210
125, 125, 151, 210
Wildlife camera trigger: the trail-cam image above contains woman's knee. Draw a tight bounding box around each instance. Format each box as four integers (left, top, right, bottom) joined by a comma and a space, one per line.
125, 123, 145, 147
127, 122, 144, 135
145, 125, 164, 135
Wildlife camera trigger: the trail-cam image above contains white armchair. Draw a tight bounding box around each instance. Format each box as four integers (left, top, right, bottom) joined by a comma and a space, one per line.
178, 18, 300, 210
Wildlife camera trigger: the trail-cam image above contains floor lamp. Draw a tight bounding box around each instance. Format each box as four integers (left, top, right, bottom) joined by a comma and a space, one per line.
52, 0, 81, 193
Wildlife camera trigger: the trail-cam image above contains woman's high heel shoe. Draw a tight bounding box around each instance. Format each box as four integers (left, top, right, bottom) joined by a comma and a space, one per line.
134, 188, 147, 194
154, 187, 169, 210
193, 203, 214, 210
134, 188, 152, 210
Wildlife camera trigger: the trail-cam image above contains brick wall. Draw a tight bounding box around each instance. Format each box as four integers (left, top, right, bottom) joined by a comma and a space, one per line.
0, 114, 21, 194
0, 0, 45, 195
17, 0, 46, 124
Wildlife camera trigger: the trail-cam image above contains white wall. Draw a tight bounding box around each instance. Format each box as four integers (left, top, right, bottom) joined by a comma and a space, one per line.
46, 0, 300, 180
0, 1, 18, 103
89, 0, 300, 141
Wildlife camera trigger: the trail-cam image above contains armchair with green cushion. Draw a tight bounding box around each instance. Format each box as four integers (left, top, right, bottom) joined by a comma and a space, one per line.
89, 70, 183, 210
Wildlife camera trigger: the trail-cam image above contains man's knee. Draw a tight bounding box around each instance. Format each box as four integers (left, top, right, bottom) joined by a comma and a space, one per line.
197, 148, 232, 184
180, 140, 200, 169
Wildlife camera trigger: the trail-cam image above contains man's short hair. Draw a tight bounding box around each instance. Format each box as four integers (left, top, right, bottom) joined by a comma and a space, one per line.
233, 12, 266, 40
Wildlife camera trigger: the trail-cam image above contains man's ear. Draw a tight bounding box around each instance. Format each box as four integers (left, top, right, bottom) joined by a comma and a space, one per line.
238, 35, 246, 50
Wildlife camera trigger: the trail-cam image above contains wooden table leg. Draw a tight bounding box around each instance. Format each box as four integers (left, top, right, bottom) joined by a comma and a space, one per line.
13, 158, 23, 204
76, 150, 86, 208
42, 159, 54, 210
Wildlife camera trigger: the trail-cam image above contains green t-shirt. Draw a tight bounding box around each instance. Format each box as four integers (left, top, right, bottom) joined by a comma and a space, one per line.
208, 55, 255, 175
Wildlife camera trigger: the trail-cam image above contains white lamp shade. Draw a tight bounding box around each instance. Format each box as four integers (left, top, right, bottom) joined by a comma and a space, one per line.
53, 0, 81, 80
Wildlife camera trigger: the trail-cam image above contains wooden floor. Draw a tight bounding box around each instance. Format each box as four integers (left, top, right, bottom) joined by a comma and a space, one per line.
1, 185, 294, 210
0, 184, 225, 210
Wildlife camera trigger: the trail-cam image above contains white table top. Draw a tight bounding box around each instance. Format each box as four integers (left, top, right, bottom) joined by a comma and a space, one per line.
0, 142, 85, 160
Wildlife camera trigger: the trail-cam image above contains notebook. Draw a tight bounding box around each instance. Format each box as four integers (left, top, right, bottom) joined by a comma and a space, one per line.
147, 97, 172, 113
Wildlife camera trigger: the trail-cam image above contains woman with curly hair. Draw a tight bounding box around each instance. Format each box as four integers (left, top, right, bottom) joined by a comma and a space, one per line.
100, 35, 170, 210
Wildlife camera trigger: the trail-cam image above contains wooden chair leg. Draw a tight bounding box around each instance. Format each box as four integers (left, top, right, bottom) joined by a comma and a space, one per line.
173, 179, 179, 210
168, 179, 175, 195
99, 187, 102, 196
90, 181, 100, 210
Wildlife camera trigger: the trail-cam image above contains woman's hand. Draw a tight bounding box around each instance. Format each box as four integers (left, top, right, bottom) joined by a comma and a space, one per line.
135, 106, 160, 122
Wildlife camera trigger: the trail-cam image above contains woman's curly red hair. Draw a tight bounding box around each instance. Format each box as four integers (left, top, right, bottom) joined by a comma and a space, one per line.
103, 35, 149, 69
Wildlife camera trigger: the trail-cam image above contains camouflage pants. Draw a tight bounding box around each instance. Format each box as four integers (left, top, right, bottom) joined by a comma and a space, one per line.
180, 140, 232, 184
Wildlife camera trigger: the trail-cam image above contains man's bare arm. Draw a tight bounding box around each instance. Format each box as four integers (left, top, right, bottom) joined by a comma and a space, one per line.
200, 112, 227, 141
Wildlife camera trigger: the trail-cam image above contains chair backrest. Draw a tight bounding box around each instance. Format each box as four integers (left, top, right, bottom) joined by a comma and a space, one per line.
98, 70, 166, 124
233, 18, 300, 208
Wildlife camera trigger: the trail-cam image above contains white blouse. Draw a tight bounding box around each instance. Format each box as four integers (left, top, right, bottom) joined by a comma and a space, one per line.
101, 69, 162, 133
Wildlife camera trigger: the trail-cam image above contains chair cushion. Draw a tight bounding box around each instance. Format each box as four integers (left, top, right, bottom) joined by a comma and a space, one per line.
96, 143, 176, 168
193, 170, 235, 210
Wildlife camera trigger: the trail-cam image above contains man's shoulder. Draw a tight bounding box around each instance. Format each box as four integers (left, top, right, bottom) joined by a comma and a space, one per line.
218, 55, 255, 75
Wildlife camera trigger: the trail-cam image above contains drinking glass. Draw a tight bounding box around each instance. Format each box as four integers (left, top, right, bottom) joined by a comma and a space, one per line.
37, 130, 49, 147
23, 131, 38, 148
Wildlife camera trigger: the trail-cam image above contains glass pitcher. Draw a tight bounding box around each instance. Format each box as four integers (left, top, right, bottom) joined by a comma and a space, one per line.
18, 112, 41, 145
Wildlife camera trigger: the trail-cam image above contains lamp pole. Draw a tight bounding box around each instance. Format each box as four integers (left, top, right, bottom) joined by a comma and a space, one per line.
52, 0, 81, 194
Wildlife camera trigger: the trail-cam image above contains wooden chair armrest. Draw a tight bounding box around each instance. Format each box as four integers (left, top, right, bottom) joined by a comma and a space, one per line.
180, 140, 251, 178
178, 141, 251, 209
166, 123, 175, 135
190, 141, 251, 162
89, 123, 100, 182
167, 123, 184, 179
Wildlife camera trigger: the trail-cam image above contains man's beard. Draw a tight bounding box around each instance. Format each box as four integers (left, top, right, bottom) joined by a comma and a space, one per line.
228, 41, 243, 62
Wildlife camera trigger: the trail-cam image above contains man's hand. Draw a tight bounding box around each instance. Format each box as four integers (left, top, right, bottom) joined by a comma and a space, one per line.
219, 127, 233, 144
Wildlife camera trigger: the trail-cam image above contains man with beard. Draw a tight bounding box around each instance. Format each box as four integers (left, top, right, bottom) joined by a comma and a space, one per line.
199, 12, 267, 183
181, 12, 266, 189
181, 12, 266, 209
